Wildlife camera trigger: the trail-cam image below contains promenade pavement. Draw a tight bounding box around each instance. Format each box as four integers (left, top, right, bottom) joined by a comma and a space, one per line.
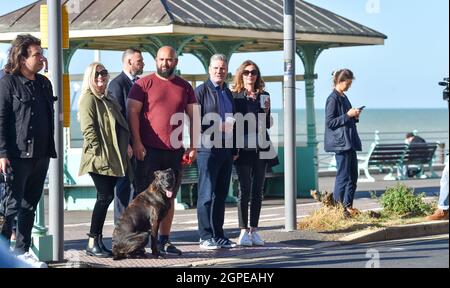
43, 173, 447, 268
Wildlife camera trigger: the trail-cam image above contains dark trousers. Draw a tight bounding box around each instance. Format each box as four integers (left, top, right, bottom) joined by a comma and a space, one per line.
333, 149, 358, 208
0, 158, 50, 254
134, 148, 184, 196
88, 173, 117, 236
196, 149, 233, 240
113, 159, 136, 224
235, 151, 267, 229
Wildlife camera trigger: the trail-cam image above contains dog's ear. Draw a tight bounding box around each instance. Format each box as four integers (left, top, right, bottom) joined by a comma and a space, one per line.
154, 170, 161, 179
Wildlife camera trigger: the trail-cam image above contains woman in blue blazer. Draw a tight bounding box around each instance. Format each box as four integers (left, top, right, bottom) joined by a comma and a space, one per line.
324, 69, 362, 217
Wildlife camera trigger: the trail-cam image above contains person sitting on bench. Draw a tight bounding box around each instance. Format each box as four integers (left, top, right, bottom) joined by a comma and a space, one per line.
401, 132, 427, 178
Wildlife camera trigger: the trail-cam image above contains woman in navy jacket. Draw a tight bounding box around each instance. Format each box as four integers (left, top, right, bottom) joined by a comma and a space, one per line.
324, 69, 362, 217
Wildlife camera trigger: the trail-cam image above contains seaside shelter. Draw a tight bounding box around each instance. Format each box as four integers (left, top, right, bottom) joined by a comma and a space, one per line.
0, 0, 387, 198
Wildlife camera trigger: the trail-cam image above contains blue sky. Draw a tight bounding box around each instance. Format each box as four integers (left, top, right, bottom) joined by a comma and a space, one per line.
0, 0, 449, 109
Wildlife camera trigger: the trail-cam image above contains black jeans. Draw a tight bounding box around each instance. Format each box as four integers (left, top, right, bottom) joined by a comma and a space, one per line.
0, 157, 50, 254
196, 148, 233, 240
89, 173, 118, 236
235, 150, 267, 229
333, 149, 358, 208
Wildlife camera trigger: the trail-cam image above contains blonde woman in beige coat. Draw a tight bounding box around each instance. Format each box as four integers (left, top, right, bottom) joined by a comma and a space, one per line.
78, 62, 132, 258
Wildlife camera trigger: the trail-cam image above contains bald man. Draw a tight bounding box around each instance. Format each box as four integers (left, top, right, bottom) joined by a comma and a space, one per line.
127, 46, 198, 256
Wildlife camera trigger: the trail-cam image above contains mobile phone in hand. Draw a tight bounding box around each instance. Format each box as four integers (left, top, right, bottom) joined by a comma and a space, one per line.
358, 106, 366, 110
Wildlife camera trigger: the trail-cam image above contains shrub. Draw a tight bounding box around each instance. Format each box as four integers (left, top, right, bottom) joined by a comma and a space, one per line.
380, 183, 434, 217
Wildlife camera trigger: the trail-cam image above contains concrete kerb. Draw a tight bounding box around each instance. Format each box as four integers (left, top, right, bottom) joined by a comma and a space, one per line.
338, 220, 449, 244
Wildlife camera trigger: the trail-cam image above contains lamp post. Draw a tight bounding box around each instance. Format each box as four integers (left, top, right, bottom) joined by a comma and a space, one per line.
47, 0, 65, 262
283, 0, 297, 231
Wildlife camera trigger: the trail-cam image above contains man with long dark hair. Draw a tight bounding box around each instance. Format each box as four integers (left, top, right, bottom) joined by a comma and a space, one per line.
0, 34, 56, 267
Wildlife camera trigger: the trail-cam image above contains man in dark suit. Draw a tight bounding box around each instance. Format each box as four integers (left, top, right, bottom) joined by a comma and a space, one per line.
108, 48, 145, 224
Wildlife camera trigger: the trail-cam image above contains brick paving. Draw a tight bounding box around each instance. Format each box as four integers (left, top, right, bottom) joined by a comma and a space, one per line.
45, 173, 443, 268
63, 242, 296, 268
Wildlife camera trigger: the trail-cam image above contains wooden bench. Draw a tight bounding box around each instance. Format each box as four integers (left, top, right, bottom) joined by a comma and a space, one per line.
177, 162, 199, 208
400, 143, 439, 179
359, 142, 439, 182
263, 170, 284, 197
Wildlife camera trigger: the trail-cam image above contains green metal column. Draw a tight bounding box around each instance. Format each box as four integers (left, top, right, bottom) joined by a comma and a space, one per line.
31, 193, 52, 261
191, 49, 215, 72
203, 39, 247, 63
297, 45, 327, 192
33, 194, 47, 236
191, 39, 247, 71
148, 35, 197, 56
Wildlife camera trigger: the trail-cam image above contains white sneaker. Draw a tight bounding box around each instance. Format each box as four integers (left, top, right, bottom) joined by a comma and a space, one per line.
238, 230, 252, 247
16, 252, 48, 268
250, 231, 265, 246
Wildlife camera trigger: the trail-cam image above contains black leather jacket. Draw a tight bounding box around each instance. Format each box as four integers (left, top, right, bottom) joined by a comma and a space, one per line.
0, 73, 57, 159
233, 90, 272, 138
233, 90, 279, 166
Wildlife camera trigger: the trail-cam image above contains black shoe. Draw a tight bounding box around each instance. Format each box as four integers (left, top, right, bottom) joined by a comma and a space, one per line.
98, 234, 113, 257
158, 241, 182, 255
215, 237, 237, 249
86, 234, 111, 258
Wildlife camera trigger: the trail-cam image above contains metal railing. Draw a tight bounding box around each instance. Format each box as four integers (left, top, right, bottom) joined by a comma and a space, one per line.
316, 130, 448, 171
67, 129, 448, 172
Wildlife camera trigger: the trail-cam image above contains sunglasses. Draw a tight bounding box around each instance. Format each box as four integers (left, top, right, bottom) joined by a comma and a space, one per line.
243, 70, 258, 77
95, 69, 109, 78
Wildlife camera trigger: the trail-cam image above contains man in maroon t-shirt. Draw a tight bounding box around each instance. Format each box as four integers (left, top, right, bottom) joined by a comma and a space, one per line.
127, 46, 199, 256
